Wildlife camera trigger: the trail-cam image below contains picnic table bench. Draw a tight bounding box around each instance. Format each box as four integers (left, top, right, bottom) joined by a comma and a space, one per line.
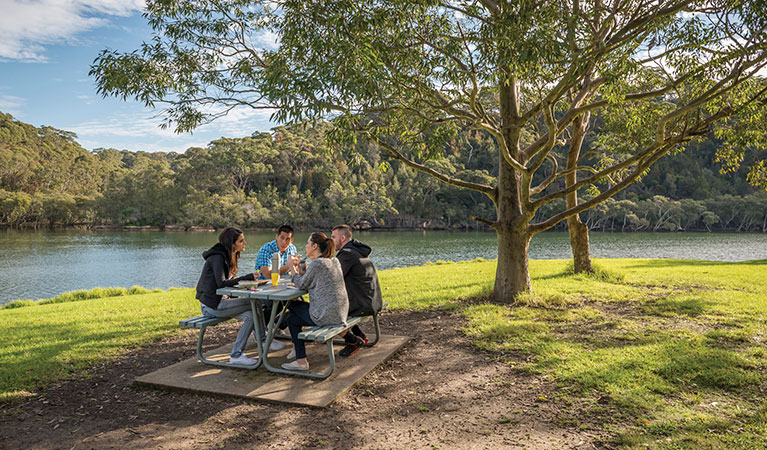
276, 302, 387, 379
178, 314, 266, 369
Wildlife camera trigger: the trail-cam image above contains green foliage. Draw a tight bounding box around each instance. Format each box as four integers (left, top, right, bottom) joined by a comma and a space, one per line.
1, 111, 765, 231
0, 286, 162, 310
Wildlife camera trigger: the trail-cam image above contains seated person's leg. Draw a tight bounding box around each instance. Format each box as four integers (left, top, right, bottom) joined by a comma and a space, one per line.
286, 301, 315, 360
350, 325, 366, 341
261, 299, 273, 340
232, 308, 255, 358
203, 298, 257, 362
273, 300, 288, 330
339, 326, 366, 358
201, 297, 250, 318
341, 330, 357, 344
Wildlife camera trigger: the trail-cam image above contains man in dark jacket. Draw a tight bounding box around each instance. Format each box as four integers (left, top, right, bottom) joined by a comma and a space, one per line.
331, 224, 383, 357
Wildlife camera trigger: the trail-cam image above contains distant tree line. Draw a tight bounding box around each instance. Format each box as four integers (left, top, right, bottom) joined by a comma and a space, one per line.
0, 112, 765, 231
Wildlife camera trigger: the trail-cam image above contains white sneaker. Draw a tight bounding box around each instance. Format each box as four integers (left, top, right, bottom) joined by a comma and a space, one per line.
287, 347, 296, 359
268, 339, 287, 351
281, 360, 309, 371
229, 354, 258, 365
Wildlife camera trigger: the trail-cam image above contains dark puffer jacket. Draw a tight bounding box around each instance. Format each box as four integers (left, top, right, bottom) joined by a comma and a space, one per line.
336, 240, 383, 317
195, 243, 254, 309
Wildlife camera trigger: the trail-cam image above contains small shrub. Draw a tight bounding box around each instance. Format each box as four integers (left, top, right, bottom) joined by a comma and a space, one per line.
128, 286, 150, 295
565, 262, 625, 283
2, 286, 156, 309
0, 300, 35, 310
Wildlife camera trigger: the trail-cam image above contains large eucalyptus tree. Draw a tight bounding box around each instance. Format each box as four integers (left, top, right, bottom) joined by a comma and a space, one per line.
92, 0, 767, 301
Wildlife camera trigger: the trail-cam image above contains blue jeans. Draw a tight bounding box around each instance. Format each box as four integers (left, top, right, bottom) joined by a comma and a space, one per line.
201, 298, 256, 358
286, 301, 316, 360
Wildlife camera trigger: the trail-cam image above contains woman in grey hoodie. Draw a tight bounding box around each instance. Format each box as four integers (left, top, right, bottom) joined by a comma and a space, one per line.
282, 232, 352, 371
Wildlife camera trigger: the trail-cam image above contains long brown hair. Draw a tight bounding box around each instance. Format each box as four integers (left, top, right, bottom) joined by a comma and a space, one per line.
309, 232, 335, 258
218, 227, 243, 278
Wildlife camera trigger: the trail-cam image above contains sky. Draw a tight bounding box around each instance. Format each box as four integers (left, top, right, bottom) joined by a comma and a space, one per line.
0, 0, 277, 153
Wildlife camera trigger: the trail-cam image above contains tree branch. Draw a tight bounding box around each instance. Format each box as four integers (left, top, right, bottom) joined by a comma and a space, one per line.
529, 155, 559, 195
369, 134, 497, 201
471, 215, 498, 228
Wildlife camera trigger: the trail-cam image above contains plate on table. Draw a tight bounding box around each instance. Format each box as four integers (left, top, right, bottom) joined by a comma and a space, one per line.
237, 280, 267, 289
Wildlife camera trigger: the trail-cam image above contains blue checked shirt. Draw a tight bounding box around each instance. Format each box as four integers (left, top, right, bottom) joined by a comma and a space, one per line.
255, 239, 297, 278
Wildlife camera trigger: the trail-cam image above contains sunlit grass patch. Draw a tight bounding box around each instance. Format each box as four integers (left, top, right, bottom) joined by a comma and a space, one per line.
1, 257, 766, 447
378, 259, 495, 311
465, 258, 767, 447
0, 288, 198, 402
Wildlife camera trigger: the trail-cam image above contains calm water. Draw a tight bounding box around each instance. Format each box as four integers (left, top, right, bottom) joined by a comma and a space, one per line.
1, 229, 766, 304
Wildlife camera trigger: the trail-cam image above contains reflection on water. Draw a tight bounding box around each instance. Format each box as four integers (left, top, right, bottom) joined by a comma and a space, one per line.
1, 229, 765, 304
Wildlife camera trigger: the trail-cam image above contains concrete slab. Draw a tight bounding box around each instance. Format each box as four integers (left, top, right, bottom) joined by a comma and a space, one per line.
134, 335, 410, 408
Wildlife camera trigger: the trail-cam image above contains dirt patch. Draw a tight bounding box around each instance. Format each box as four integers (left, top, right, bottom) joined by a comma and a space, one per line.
0, 311, 614, 449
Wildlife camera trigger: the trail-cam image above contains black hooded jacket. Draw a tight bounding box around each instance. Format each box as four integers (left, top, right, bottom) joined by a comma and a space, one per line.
195, 243, 254, 309
336, 240, 383, 317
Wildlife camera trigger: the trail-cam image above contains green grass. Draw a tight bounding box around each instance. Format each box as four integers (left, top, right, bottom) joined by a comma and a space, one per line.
0, 287, 196, 403
463, 258, 767, 448
1, 257, 766, 448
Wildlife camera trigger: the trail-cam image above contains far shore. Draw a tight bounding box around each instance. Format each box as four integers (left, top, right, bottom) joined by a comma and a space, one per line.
2, 223, 764, 233
1, 223, 491, 232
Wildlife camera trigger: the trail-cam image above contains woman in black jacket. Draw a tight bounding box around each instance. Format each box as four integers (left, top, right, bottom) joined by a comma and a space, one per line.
196, 227, 259, 365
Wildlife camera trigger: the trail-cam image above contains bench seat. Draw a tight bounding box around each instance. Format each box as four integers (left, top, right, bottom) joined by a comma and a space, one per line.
298, 315, 366, 343
179, 315, 230, 329
179, 314, 259, 369
277, 302, 388, 379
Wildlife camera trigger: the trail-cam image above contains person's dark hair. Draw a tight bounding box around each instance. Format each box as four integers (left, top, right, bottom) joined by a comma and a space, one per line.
277, 224, 294, 237
310, 232, 335, 259
332, 224, 353, 241
218, 227, 243, 278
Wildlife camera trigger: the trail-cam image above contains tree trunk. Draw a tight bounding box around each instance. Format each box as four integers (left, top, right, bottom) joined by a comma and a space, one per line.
567, 216, 592, 272
566, 113, 593, 273
493, 76, 532, 301
494, 158, 532, 300
494, 225, 532, 302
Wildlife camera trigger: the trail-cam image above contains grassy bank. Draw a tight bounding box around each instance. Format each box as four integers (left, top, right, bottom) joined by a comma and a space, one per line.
463, 259, 767, 448
1, 258, 765, 448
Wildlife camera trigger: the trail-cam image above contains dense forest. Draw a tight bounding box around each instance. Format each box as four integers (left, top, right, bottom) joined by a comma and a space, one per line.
1, 111, 765, 231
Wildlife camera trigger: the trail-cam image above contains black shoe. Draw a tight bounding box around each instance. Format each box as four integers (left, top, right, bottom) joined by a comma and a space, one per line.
354, 332, 368, 344
339, 336, 365, 357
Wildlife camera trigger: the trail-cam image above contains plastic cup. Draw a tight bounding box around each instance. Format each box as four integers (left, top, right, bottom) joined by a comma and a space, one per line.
271, 272, 279, 286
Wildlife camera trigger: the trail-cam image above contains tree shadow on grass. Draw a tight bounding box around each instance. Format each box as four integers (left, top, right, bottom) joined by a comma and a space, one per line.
643, 297, 714, 317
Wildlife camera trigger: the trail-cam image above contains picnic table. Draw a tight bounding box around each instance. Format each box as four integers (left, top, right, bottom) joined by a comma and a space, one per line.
216, 280, 307, 372
212, 279, 385, 379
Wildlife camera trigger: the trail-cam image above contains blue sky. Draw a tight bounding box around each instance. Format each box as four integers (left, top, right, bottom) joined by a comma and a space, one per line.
0, 0, 277, 153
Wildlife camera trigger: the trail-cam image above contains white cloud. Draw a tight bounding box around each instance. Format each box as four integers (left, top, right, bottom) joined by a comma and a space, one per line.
251, 30, 280, 50
0, 0, 145, 62
69, 106, 278, 152
205, 106, 277, 136
0, 94, 25, 115
71, 112, 178, 139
